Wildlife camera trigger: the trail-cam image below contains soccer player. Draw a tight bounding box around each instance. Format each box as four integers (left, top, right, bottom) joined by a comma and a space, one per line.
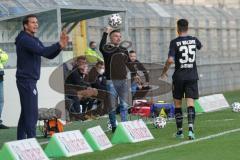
160, 19, 202, 140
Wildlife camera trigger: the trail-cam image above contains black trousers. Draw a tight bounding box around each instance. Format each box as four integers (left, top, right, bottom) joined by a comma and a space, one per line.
17, 80, 38, 140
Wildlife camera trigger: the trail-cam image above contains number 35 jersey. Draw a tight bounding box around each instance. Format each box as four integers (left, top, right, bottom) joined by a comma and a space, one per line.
168, 36, 202, 81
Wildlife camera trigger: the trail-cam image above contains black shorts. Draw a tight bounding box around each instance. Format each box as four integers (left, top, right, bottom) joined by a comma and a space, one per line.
172, 80, 199, 100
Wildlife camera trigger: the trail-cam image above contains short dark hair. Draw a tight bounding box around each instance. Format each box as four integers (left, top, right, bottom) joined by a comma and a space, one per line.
22, 14, 37, 30
129, 50, 136, 54
89, 41, 96, 47
109, 29, 121, 36
96, 61, 104, 66
72, 56, 87, 67
177, 19, 188, 33
76, 56, 87, 62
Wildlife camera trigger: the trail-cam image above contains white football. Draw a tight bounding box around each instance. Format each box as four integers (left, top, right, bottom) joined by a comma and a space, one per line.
108, 14, 122, 28
231, 102, 240, 112
153, 117, 166, 128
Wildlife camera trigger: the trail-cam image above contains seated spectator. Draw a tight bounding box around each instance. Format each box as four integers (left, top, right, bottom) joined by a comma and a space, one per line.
88, 61, 107, 91
63, 55, 87, 81
65, 59, 116, 120
128, 50, 150, 95
87, 61, 107, 116
65, 62, 95, 115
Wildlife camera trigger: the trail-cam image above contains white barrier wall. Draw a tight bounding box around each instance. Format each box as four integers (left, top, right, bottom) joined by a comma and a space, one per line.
1, 67, 64, 127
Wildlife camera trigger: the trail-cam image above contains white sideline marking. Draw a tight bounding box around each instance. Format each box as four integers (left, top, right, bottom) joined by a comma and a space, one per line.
205, 118, 234, 122
166, 118, 235, 124
112, 128, 240, 160
40, 141, 49, 145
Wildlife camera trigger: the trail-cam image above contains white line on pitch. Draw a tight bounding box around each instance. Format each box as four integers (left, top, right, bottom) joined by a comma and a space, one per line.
39, 141, 49, 145
112, 128, 240, 160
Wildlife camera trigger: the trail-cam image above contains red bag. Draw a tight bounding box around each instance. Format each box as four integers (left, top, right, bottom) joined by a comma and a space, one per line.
131, 101, 152, 117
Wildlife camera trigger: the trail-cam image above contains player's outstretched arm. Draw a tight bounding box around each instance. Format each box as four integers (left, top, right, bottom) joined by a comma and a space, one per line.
160, 57, 174, 80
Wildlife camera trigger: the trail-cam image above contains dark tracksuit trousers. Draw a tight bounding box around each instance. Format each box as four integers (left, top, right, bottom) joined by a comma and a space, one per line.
16, 79, 38, 140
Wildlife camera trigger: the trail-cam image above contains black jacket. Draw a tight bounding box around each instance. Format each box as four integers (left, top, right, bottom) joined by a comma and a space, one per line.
88, 66, 107, 90
91, 74, 107, 91
65, 68, 90, 88
99, 32, 129, 80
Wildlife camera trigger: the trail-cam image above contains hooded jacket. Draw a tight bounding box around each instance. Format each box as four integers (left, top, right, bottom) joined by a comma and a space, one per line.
15, 31, 62, 81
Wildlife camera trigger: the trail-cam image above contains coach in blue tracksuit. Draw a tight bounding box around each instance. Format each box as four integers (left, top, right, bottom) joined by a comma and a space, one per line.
15, 14, 68, 140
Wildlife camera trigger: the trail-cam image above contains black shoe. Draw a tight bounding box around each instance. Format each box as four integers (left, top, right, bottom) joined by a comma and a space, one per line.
112, 127, 116, 133
0, 124, 9, 129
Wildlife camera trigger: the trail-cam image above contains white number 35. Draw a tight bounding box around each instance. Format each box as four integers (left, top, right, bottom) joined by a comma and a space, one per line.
179, 45, 196, 64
